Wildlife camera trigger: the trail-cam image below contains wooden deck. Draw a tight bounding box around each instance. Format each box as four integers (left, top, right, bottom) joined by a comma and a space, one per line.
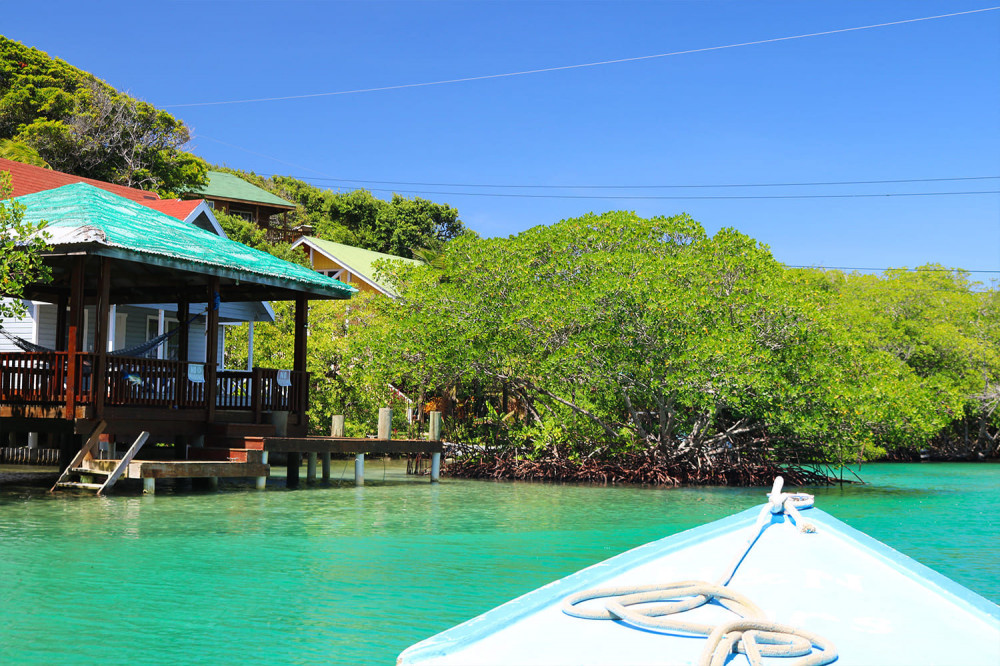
0, 351, 308, 423
263, 437, 444, 455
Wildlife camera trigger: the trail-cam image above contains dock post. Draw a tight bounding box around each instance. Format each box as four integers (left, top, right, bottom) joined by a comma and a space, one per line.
287, 453, 301, 488
429, 411, 442, 483
377, 408, 392, 441
307, 452, 317, 484
255, 451, 268, 490
326, 415, 342, 485
354, 453, 365, 486
143, 477, 155, 494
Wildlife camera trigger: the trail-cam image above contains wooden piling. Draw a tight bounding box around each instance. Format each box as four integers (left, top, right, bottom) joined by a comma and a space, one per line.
307, 452, 317, 484
429, 411, 442, 483
378, 408, 392, 441
321, 453, 331, 483
287, 452, 301, 488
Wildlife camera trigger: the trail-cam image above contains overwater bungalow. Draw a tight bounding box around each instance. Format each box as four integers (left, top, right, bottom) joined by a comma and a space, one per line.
0, 182, 355, 487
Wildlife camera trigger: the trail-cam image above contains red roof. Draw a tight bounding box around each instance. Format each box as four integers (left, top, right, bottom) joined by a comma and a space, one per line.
145, 199, 203, 219
0, 158, 208, 221
1, 158, 161, 202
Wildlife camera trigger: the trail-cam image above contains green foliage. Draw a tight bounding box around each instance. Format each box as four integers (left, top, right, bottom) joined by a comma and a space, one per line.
212, 167, 468, 258
0, 172, 50, 318
0, 138, 48, 167
822, 267, 1000, 456
342, 211, 977, 466
0, 36, 207, 196
214, 210, 309, 266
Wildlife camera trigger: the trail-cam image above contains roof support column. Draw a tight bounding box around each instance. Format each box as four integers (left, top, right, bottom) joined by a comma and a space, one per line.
55, 294, 67, 352
177, 301, 189, 362
294, 295, 308, 424
64, 257, 85, 419
92, 257, 112, 419
205, 278, 220, 422
174, 300, 189, 410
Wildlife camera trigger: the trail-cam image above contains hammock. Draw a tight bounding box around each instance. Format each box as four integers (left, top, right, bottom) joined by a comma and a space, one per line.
0, 311, 205, 358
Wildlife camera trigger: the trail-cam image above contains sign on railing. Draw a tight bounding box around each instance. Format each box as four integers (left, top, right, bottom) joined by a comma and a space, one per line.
188, 364, 205, 383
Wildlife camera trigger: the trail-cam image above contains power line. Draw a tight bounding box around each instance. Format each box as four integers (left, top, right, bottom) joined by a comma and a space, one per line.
262, 174, 1000, 190
343, 187, 1000, 201
163, 6, 1000, 108
193, 135, 1000, 199
785, 265, 1000, 275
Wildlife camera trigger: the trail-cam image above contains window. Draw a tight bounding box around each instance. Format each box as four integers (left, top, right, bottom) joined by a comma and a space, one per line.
146, 315, 180, 360
232, 209, 255, 223
321, 269, 345, 281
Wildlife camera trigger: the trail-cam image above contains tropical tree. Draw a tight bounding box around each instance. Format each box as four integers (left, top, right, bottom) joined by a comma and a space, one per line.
0, 173, 50, 318
0, 36, 207, 196
345, 211, 936, 473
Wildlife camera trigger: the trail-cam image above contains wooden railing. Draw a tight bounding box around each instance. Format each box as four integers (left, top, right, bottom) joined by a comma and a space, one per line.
0, 352, 308, 417
0, 352, 68, 404
218, 368, 309, 415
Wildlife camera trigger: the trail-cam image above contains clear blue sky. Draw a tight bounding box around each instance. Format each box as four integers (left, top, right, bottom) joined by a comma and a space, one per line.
6, 1, 1000, 276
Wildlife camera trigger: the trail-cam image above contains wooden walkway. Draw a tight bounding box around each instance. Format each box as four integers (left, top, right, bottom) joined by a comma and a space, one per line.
262, 437, 443, 455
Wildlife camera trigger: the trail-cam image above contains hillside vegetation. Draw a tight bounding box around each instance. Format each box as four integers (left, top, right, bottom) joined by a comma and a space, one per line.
0, 36, 207, 196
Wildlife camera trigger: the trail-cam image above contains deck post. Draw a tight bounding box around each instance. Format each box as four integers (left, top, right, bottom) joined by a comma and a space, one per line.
64, 257, 84, 420
143, 477, 155, 494
175, 301, 189, 410
354, 453, 364, 487
55, 294, 67, 351
93, 257, 112, 419
205, 278, 220, 422
293, 295, 308, 425
429, 411, 442, 483
287, 453, 301, 489
321, 452, 331, 484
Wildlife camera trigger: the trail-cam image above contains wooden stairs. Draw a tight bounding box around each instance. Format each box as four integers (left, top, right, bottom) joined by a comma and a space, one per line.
188, 422, 275, 464
51, 421, 150, 496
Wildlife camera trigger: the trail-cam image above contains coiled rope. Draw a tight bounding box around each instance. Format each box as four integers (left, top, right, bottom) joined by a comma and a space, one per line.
562, 477, 837, 666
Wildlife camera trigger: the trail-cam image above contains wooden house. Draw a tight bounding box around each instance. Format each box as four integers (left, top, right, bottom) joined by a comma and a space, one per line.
290, 236, 422, 297
0, 182, 355, 477
185, 170, 302, 243
0, 158, 274, 371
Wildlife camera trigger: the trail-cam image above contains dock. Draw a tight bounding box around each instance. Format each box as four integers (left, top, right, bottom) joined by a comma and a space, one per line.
46, 408, 444, 494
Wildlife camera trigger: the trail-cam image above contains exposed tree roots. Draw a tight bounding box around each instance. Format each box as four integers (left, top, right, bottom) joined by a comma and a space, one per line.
444, 449, 834, 487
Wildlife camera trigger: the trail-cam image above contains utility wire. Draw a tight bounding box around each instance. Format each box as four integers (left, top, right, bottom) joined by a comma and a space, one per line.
347, 188, 1000, 201
163, 6, 1000, 108
194, 135, 1000, 199
785, 265, 1000, 275
262, 174, 1000, 190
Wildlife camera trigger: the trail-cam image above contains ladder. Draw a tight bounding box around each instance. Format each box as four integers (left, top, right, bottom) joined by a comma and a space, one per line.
52, 423, 150, 496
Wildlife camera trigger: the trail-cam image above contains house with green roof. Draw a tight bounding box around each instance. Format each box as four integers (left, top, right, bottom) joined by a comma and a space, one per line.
1, 183, 355, 477
186, 170, 302, 242
290, 236, 423, 298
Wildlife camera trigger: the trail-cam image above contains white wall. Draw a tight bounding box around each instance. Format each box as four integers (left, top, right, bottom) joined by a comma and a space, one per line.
0, 299, 37, 352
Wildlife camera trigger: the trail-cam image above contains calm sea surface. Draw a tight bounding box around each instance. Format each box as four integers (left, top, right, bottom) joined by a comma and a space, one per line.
0, 462, 996, 664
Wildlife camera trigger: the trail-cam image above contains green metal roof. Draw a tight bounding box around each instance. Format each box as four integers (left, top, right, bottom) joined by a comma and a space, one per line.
16, 183, 355, 300
190, 171, 295, 209
297, 236, 423, 297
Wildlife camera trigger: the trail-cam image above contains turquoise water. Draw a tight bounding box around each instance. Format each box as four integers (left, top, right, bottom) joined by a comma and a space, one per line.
0, 462, 996, 664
